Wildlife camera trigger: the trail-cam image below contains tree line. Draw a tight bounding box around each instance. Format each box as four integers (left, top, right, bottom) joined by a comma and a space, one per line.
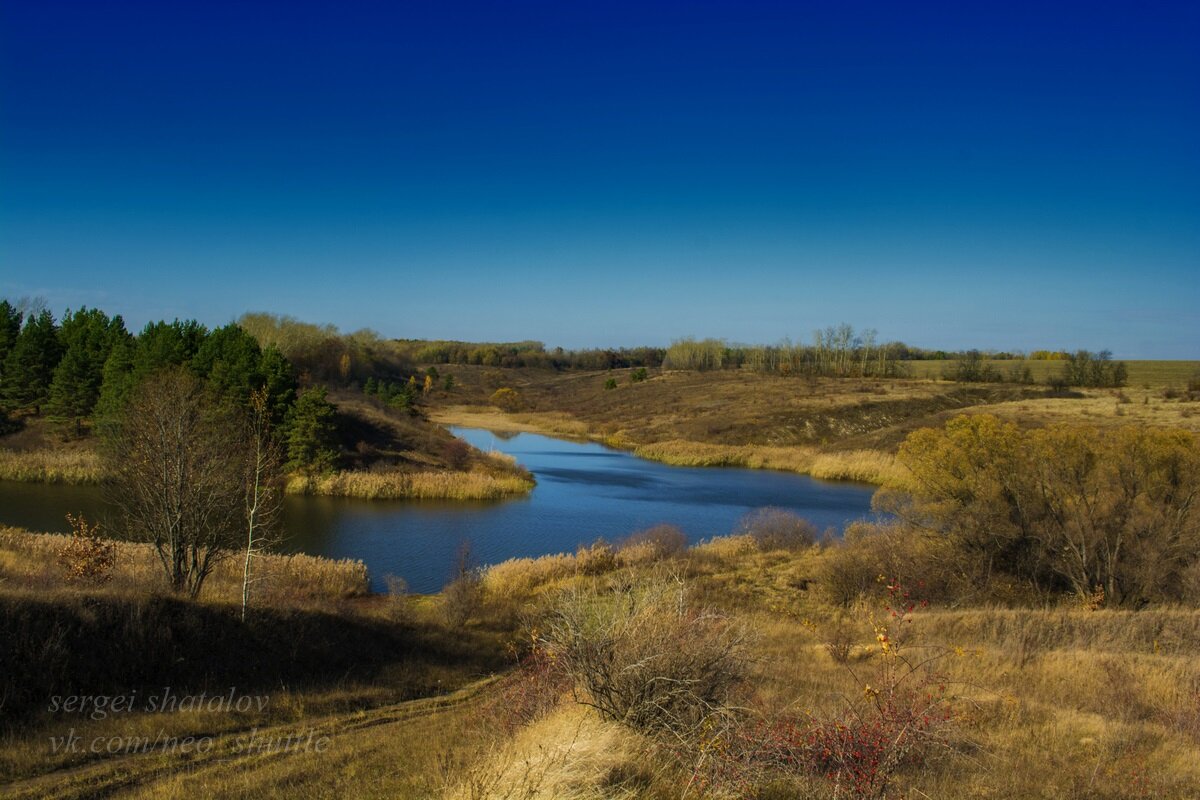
0, 299, 339, 475
664, 327, 913, 378
661, 329, 1126, 388
390, 338, 667, 370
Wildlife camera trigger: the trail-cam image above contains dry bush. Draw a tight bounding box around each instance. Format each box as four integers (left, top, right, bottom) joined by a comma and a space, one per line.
54, 513, 116, 585
483, 552, 577, 598
574, 540, 617, 575
822, 616, 860, 665
490, 387, 526, 412
818, 538, 882, 608
736, 507, 817, 552
618, 524, 687, 562
444, 544, 485, 628
819, 522, 979, 607
442, 438, 472, 470
383, 573, 411, 623
539, 573, 751, 743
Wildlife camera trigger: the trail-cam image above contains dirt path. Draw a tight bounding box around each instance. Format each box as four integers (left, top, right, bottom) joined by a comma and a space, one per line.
2, 677, 497, 800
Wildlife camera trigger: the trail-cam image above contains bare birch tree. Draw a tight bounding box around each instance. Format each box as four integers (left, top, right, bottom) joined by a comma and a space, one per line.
242, 386, 284, 620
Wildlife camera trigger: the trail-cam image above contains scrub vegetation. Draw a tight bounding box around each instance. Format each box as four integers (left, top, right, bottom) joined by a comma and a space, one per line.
3, 433, 1200, 798
2, 306, 1198, 798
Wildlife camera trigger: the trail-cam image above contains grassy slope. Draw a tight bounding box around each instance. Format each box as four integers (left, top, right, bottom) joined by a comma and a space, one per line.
427, 363, 1200, 484
0, 392, 533, 500
6, 537, 1200, 799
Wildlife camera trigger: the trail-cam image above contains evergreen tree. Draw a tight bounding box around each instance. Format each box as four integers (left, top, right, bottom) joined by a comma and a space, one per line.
1, 310, 62, 412
258, 345, 297, 425
191, 323, 265, 409
131, 319, 207, 381
94, 339, 137, 424
47, 308, 130, 422
284, 386, 339, 475
0, 300, 23, 384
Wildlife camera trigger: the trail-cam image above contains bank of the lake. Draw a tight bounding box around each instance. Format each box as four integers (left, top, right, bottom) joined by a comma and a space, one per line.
429, 405, 903, 484
0, 427, 879, 594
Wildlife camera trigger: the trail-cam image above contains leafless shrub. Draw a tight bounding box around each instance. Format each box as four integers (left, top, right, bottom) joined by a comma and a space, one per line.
823, 617, 859, 664
442, 438, 472, 470
444, 543, 484, 628
384, 574, 410, 623
736, 507, 817, 551
538, 572, 751, 743
618, 524, 687, 561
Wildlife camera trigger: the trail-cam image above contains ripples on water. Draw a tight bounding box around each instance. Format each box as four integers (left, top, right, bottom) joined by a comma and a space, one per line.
0, 427, 880, 593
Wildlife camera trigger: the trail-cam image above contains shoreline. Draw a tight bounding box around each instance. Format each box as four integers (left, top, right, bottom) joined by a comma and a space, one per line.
430, 405, 901, 485
0, 447, 535, 501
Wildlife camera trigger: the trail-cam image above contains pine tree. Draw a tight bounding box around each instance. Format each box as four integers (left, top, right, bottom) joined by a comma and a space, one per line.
191, 323, 265, 409
258, 345, 297, 425
94, 339, 136, 424
284, 386, 339, 475
0, 300, 23, 385
131, 319, 207, 381
1, 310, 62, 412
47, 308, 129, 422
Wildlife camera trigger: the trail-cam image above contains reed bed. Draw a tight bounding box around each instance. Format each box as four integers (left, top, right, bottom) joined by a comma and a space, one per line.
632, 439, 899, 484
0, 525, 369, 602
0, 448, 103, 484
287, 467, 534, 500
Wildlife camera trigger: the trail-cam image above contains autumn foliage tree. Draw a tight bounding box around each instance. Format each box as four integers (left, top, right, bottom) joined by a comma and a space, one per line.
883, 415, 1200, 605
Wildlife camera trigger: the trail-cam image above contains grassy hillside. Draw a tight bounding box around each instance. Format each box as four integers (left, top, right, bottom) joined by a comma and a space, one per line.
4, 523, 1199, 799
0, 391, 533, 500
426, 363, 1200, 483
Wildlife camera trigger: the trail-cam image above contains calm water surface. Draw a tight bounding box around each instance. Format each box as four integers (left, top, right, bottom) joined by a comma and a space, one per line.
0, 427, 878, 592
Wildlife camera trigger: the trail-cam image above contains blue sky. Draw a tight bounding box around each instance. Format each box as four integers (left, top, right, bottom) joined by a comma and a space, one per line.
1, 1, 1197, 356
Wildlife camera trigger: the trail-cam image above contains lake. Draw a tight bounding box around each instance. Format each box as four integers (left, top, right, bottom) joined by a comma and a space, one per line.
0, 427, 879, 592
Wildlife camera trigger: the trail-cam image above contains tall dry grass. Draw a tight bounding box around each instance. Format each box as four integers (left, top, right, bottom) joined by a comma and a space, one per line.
0, 448, 102, 484
0, 526, 369, 603
286, 467, 533, 500
633, 440, 900, 484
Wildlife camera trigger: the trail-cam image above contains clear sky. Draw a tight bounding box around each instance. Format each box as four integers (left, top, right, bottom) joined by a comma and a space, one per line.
1, 1, 1197, 357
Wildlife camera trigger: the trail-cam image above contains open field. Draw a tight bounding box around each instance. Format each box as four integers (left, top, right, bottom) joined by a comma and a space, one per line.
4, 523, 1200, 799
428, 363, 1200, 484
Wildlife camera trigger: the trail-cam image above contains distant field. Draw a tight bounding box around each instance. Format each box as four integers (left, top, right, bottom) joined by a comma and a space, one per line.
904, 359, 1199, 387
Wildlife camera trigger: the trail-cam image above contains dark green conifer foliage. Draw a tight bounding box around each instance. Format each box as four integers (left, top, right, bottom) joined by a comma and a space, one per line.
0, 300, 23, 383
1, 310, 63, 412
284, 386, 339, 475
47, 308, 130, 421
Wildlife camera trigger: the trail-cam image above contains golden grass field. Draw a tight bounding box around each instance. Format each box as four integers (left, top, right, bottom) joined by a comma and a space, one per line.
4, 527, 1200, 799
428, 361, 1199, 485
2, 361, 1198, 798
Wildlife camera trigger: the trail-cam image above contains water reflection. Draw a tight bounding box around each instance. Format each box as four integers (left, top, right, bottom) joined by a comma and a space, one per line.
0, 427, 879, 593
